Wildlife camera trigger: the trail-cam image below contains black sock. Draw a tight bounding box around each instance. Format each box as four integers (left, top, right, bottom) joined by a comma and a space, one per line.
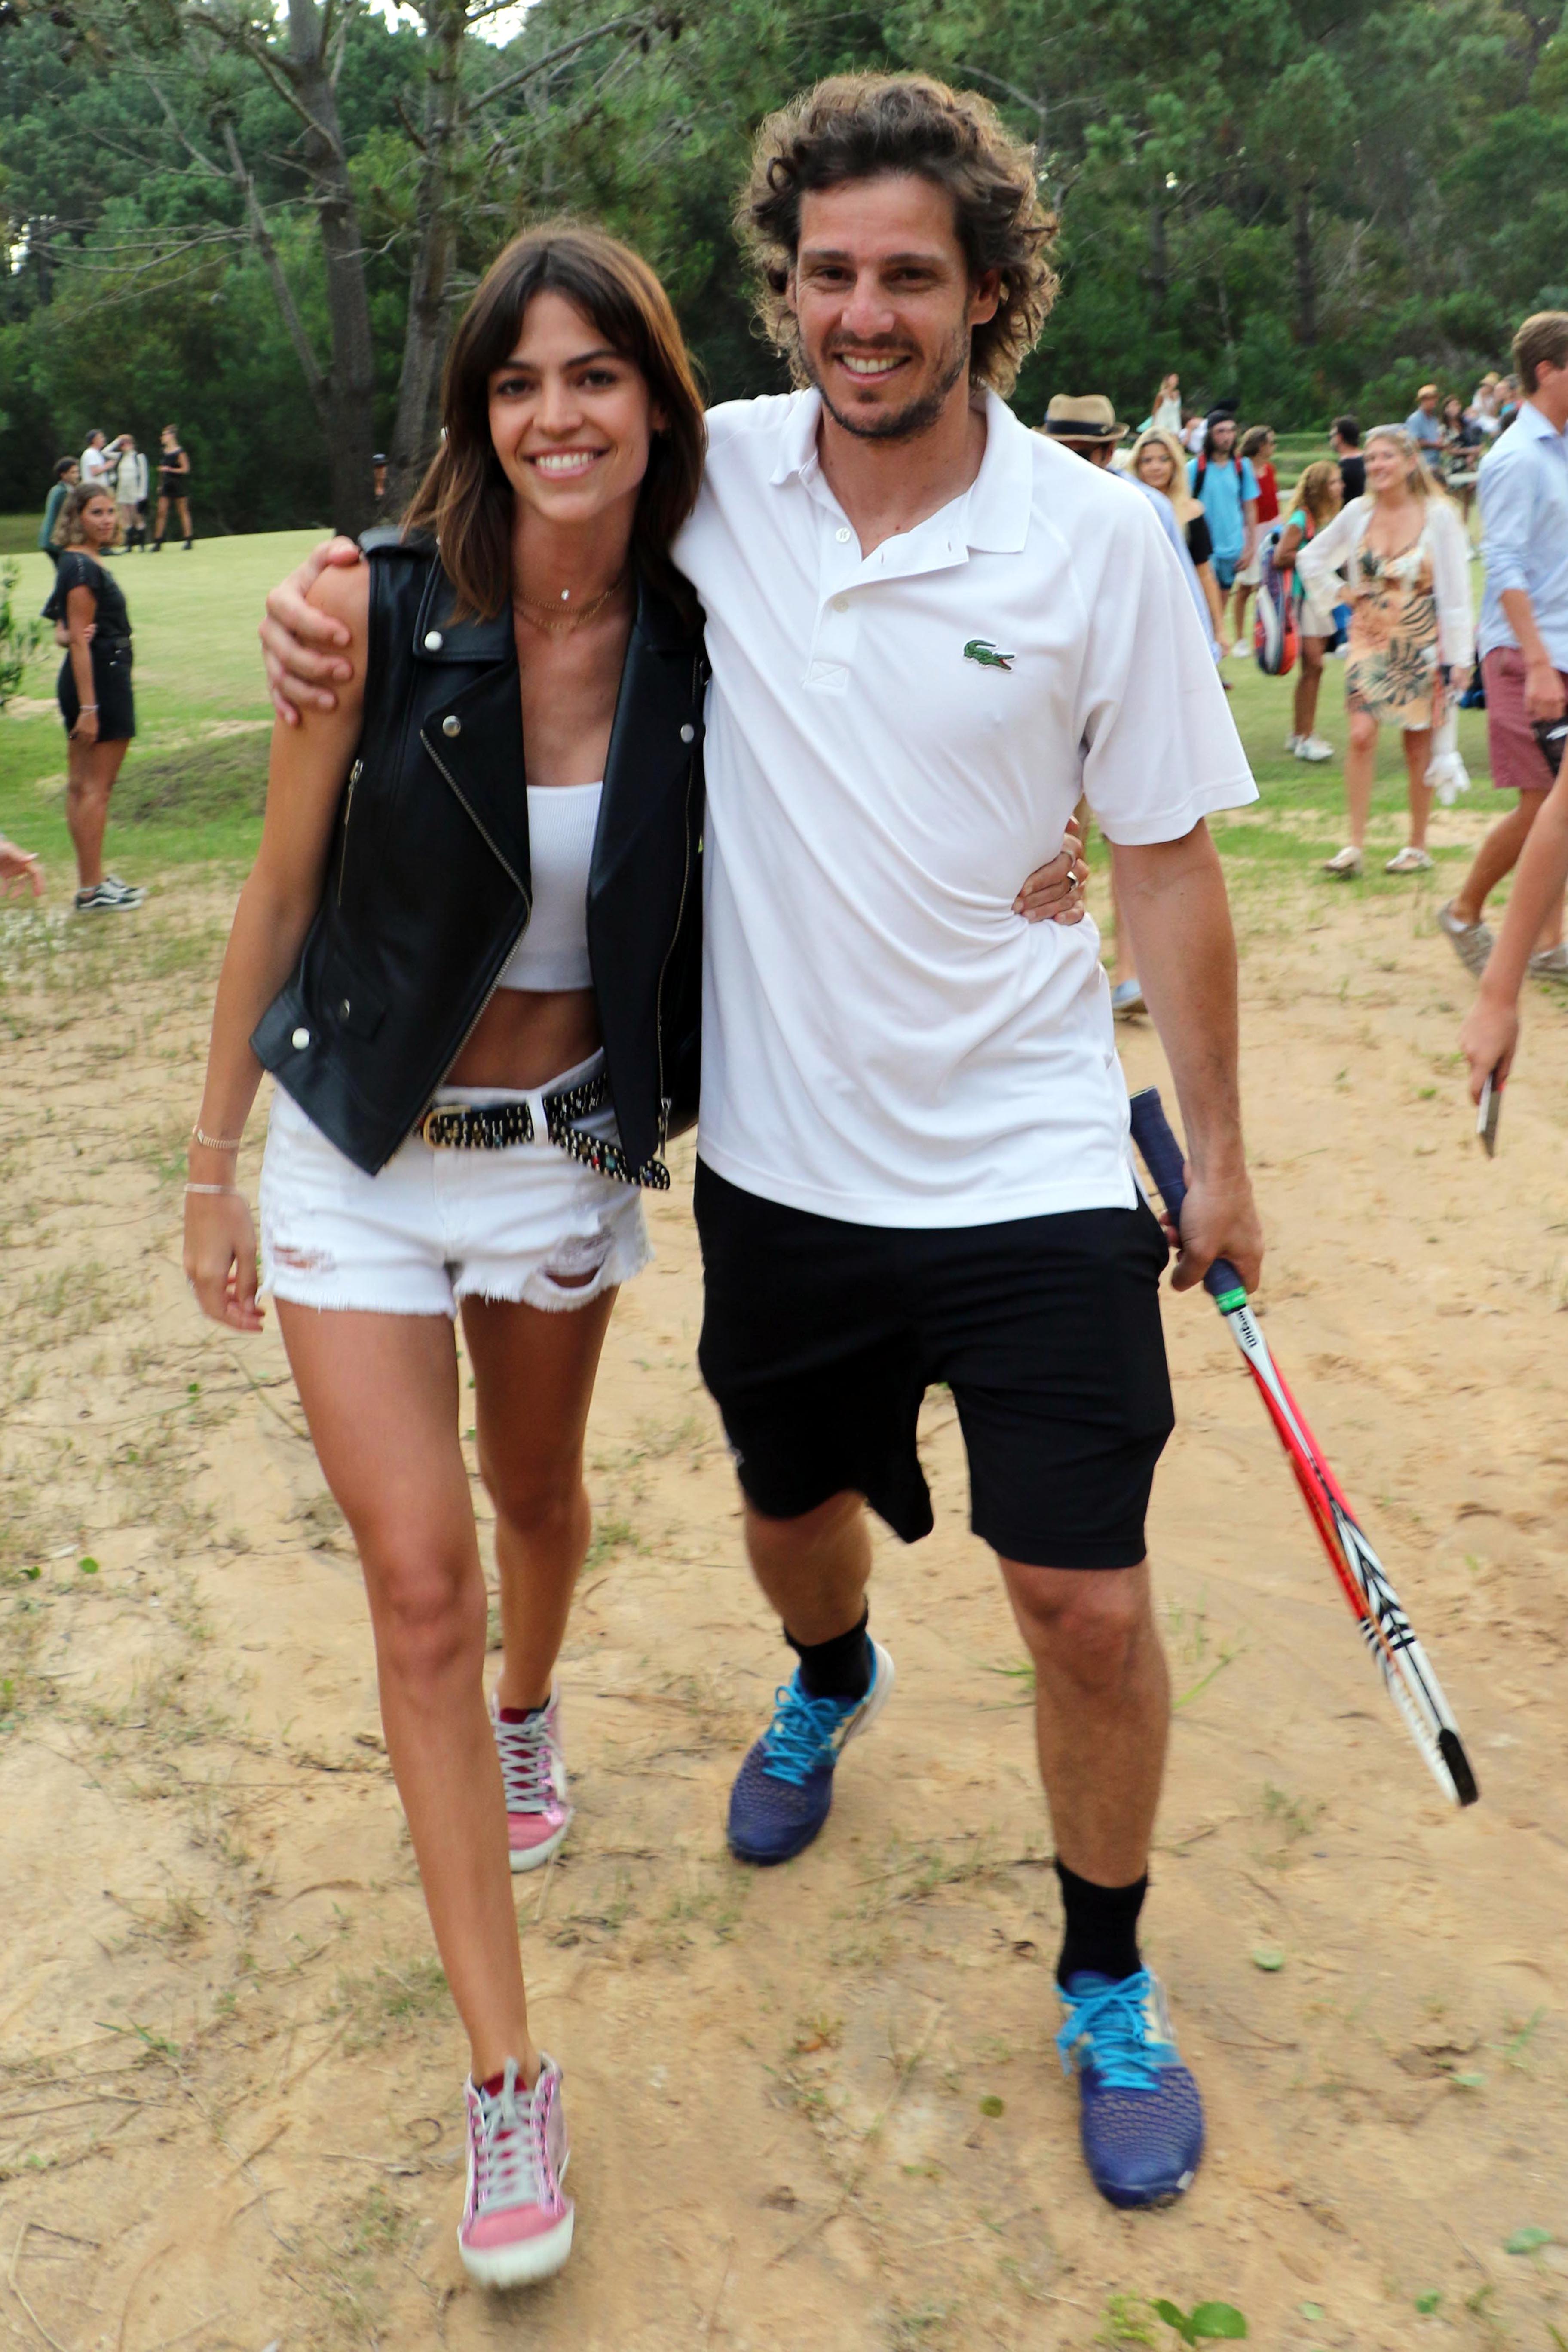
1055, 1859, 1148, 1988
786, 1608, 872, 1702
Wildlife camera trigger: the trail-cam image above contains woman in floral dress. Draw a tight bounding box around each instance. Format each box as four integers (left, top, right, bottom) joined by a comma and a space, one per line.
1298, 425, 1473, 878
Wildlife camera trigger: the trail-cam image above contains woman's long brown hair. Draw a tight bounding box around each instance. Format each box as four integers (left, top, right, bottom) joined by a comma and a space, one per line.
403, 220, 706, 622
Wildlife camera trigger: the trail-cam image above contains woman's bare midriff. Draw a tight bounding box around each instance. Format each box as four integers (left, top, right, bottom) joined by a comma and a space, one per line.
445, 985, 600, 1090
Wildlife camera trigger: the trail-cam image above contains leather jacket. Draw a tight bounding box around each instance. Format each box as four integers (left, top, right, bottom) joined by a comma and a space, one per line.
252, 531, 705, 1177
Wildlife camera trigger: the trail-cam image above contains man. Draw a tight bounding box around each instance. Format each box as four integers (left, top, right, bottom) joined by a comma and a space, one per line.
114, 436, 149, 552
259, 73, 1262, 2215
1405, 383, 1445, 469
37, 456, 78, 564
80, 430, 120, 490
1441, 312, 1568, 979
1329, 414, 1364, 501
1188, 411, 1257, 641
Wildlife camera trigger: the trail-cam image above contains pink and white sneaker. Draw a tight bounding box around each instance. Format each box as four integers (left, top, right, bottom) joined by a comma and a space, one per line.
492, 1685, 573, 1873
458, 2054, 574, 2288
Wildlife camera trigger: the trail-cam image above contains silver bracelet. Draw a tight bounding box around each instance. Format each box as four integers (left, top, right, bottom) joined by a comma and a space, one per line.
184, 1182, 239, 1197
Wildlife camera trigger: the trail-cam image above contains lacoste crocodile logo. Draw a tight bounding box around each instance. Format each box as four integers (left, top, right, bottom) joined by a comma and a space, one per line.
963, 638, 1016, 671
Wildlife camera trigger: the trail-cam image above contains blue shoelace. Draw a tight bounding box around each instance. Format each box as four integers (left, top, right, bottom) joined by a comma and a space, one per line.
757, 1680, 861, 1787
1055, 1970, 1174, 2093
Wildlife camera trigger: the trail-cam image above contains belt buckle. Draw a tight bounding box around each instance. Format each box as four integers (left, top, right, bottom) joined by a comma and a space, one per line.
419, 1105, 465, 1148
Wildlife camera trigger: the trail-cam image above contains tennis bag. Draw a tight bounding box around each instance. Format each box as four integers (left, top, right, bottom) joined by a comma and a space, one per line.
1252, 530, 1297, 676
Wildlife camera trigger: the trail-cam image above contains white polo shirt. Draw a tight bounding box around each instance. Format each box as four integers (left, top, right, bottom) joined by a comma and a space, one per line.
674, 388, 1256, 1228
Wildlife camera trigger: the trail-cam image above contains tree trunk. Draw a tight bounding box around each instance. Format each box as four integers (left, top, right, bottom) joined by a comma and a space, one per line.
387, 0, 467, 512
285, 0, 378, 535
1293, 185, 1317, 346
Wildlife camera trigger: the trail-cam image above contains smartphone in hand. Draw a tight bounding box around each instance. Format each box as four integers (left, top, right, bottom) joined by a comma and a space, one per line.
1477, 1066, 1503, 1158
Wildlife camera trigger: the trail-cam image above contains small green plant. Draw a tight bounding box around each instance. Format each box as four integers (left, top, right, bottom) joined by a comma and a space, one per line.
1152, 2303, 1248, 2346
79, 1557, 99, 1575
0, 559, 45, 708
978, 2094, 1004, 2118
1415, 2290, 1442, 2313
1099, 2297, 1160, 2347
1504, 2226, 1553, 2256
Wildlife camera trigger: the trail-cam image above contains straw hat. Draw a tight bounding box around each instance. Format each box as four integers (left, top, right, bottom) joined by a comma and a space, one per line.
1041, 393, 1127, 445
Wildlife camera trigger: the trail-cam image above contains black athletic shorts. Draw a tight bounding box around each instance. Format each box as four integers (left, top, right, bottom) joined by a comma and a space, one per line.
694, 1161, 1175, 1571
58, 641, 135, 745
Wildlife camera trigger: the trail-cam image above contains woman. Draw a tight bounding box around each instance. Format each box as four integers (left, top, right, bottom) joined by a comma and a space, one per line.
1273, 459, 1344, 763
1150, 372, 1182, 433
184, 224, 711, 2291
153, 425, 193, 550
1132, 427, 1224, 643
44, 484, 144, 912
1228, 424, 1279, 649
1299, 424, 1473, 878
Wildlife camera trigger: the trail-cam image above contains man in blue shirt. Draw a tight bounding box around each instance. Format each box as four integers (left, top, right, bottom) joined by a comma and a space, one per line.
1187, 415, 1257, 624
1405, 384, 1446, 469
1441, 314, 1568, 978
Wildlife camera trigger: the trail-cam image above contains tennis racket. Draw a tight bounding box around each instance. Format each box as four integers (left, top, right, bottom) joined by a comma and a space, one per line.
1129, 1087, 1479, 1808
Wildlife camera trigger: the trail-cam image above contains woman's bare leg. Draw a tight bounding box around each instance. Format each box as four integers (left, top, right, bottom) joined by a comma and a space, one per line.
67, 739, 129, 890
461, 1287, 617, 1712
153, 496, 169, 546
1344, 710, 1379, 851
1292, 638, 1325, 740
277, 1303, 536, 2086
1402, 725, 1434, 851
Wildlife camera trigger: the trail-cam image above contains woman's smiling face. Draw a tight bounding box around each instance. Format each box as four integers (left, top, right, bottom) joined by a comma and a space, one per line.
1136, 441, 1174, 490
487, 290, 660, 531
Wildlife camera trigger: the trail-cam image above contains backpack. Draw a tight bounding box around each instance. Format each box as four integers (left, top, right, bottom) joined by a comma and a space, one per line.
1252, 529, 1297, 676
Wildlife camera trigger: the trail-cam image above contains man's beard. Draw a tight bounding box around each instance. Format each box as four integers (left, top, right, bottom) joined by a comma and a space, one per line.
803, 326, 970, 444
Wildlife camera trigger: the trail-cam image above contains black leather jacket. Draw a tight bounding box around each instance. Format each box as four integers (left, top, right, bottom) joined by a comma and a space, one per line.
252, 532, 705, 1177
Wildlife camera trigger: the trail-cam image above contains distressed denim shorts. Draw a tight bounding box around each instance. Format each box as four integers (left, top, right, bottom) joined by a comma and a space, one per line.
259, 1050, 651, 1317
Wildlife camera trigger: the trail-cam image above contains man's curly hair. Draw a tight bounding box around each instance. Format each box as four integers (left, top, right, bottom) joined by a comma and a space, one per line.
737, 73, 1058, 399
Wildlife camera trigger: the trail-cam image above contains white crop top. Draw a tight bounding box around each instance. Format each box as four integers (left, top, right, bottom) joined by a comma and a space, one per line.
498, 782, 601, 992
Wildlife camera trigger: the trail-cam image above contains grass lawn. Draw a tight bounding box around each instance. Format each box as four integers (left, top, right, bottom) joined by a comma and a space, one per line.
0, 530, 323, 877
0, 519, 1495, 910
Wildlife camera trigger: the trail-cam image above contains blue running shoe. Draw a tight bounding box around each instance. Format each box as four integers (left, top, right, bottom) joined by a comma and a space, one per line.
1056, 1969, 1205, 2209
726, 1642, 895, 1865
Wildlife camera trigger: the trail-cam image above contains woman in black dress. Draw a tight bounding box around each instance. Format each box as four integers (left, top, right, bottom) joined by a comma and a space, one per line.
47, 484, 143, 910
153, 424, 193, 551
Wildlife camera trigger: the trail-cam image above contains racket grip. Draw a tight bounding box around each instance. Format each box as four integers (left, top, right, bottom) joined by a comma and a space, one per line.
1127, 1086, 1247, 1305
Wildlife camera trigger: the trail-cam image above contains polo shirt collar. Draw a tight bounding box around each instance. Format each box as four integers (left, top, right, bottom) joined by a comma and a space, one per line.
768, 384, 1032, 554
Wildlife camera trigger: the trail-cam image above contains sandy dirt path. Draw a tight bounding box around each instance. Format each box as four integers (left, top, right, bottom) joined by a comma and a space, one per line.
1, 867, 1565, 2352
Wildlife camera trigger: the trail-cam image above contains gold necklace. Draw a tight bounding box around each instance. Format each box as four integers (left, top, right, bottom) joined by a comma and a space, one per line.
513, 571, 628, 634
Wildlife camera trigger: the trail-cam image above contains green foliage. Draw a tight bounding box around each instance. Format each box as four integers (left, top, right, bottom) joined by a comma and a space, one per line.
1151, 2303, 1249, 2346
3, 0, 1562, 526
0, 560, 45, 708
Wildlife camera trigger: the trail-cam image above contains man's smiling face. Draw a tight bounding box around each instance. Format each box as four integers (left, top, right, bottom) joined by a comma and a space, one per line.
788, 173, 999, 444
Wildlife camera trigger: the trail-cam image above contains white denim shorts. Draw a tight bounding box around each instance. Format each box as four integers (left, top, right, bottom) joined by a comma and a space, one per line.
259, 1049, 651, 1317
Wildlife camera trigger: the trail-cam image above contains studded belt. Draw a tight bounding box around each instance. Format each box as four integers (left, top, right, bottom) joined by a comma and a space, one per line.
415, 1070, 670, 1191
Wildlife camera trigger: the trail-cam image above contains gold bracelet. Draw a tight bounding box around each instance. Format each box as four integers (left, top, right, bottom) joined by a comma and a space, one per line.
184, 1182, 238, 1197
191, 1124, 243, 1152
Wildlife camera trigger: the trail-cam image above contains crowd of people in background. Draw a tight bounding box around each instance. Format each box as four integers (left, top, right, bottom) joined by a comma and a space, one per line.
37, 425, 193, 564
1027, 318, 1567, 1014
14, 328, 1562, 968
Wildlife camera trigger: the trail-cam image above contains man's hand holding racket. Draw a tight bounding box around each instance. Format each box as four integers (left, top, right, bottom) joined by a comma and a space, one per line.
1161, 1154, 1263, 1295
